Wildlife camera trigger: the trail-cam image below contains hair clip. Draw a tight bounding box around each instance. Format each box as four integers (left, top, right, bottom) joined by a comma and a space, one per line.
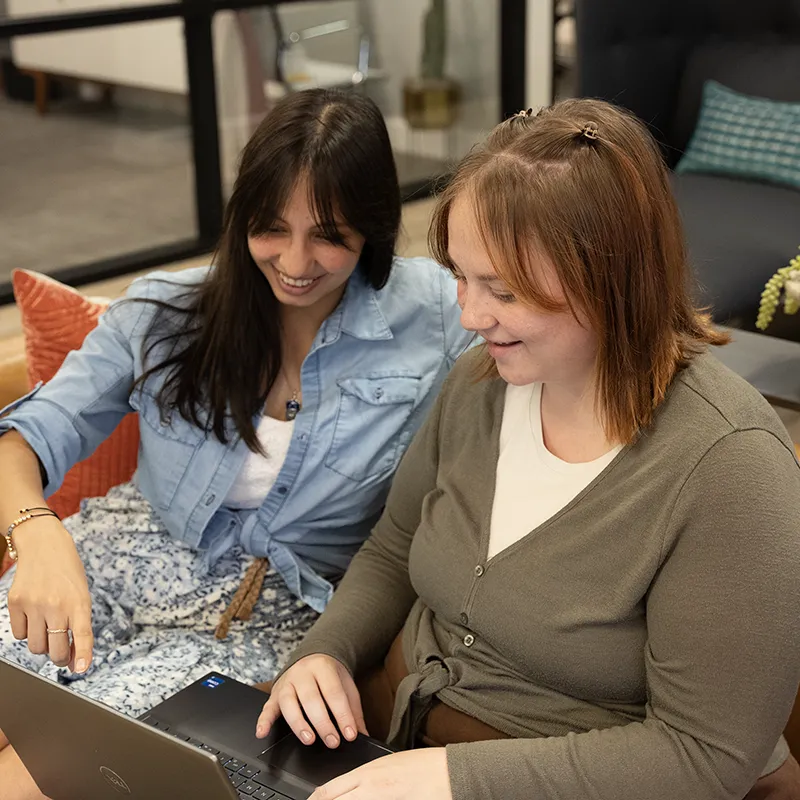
515, 107, 534, 119
580, 122, 600, 140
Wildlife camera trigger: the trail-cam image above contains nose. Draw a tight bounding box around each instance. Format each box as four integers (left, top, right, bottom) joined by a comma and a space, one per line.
458, 281, 496, 333
277, 236, 313, 277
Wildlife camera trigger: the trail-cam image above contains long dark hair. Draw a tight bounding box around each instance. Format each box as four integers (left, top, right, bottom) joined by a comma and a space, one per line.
136, 88, 401, 452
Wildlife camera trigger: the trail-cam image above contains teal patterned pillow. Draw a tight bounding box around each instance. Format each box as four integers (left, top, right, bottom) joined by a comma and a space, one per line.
676, 80, 800, 190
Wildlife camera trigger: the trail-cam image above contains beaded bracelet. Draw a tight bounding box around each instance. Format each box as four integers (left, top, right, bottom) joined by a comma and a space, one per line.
4, 507, 60, 562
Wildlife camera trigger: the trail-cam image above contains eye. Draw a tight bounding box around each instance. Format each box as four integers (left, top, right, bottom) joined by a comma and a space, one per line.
491, 292, 516, 303
315, 231, 347, 245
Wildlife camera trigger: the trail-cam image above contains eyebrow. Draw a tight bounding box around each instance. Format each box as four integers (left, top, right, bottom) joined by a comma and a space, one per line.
273, 216, 351, 233
449, 259, 504, 284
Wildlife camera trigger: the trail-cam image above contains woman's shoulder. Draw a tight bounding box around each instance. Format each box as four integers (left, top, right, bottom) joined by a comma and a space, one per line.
375, 257, 469, 359
655, 350, 797, 465
103, 267, 211, 334
381, 256, 455, 305
123, 266, 212, 302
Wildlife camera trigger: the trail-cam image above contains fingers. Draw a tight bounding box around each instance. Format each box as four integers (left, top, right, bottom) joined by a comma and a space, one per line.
255, 657, 366, 748
255, 695, 282, 739
24, 612, 47, 655
341, 676, 368, 737
309, 768, 361, 800
68, 601, 93, 674
317, 671, 363, 741
279, 681, 321, 745
7, 592, 28, 642
46, 624, 71, 668
294, 677, 348, 748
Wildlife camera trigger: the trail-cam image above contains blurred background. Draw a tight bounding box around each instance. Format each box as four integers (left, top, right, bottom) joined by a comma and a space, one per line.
0, 0, 565, 294
3, 0, 800, 425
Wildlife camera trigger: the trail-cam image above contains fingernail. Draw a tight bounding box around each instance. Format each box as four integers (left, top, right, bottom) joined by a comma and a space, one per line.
301, 730, 313, 744
256, 724, 266, 738
325, 734, 338, 748
75, 659, 87, 673
344, 727, 356, 740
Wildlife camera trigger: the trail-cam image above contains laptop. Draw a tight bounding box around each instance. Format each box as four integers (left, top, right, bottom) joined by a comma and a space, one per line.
0, 656, 393, 799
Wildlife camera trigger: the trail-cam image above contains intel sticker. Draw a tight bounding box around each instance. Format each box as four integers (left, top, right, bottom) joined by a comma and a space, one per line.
202, 676, 224, 689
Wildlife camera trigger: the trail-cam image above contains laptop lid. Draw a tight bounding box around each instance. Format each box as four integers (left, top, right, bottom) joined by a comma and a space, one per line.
0, 657, 239, 800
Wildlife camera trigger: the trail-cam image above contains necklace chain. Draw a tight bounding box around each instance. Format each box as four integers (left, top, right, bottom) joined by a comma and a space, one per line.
280, 367, 302, 421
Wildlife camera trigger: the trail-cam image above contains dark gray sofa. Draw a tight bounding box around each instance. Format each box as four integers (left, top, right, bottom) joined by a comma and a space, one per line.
574, 0, 800, 330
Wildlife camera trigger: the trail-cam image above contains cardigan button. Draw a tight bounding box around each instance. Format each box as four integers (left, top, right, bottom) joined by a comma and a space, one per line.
463, 634, 475, 647
474, 564, 485, 577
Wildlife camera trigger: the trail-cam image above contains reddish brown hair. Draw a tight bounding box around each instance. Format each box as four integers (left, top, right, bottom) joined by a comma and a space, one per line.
429, 98, 727, 443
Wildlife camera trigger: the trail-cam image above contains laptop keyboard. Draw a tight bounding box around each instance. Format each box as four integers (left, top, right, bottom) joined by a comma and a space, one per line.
141, 716, 291, 800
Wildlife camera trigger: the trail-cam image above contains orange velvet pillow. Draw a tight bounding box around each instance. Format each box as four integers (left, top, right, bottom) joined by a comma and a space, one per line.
9, 269, 140, 521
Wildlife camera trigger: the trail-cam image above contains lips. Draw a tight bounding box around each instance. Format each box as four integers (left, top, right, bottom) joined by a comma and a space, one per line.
276, 271, 321, 288
486, 339, 521, 358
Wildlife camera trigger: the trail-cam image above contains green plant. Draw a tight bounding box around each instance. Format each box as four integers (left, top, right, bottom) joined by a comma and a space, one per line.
421, 0, 446, 80
756, 246, 800, 330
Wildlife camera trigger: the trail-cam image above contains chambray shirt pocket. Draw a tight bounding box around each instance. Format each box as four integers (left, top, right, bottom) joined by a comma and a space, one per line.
128, 387, 204, 512
325, 374, 421, 481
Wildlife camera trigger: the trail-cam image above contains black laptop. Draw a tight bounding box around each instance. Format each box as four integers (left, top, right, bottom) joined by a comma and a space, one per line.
0, 657, 393, 799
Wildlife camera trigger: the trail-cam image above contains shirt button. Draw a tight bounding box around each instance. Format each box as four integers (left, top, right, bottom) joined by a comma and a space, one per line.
459, 612, 468, 625
463, 634, 475, 647
277, 486, 288, 495
474, 565, 485, 577
374, 387, 384, 400
204, 493, 216, 506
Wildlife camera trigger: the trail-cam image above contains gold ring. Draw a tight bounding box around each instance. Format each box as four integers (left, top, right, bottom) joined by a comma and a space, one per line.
46, 628, 69, 634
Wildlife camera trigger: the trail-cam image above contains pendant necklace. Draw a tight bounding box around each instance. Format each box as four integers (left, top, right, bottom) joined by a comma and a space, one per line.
281, 369, 302, 421
286, 391, 301, 421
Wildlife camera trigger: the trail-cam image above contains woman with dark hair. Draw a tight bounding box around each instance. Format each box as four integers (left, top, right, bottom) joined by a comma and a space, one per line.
0, 88, 470, 798
257, 99, 800, 800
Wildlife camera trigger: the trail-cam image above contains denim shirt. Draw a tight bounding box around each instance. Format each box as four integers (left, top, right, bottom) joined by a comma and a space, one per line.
0, 258, 471, 611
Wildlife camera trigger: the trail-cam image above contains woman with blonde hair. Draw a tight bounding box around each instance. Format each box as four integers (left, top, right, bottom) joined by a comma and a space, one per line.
257, 98, 800, 799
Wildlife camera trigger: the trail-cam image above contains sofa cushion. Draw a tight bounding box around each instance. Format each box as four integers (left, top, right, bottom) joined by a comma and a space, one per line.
672, 41, 800, 154
675, 81, 800, 191
671, 172, 800, 322
9, 269, 140, 521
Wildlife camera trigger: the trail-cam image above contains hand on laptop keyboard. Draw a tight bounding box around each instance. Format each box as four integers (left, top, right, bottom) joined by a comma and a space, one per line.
256, 654, 368, 749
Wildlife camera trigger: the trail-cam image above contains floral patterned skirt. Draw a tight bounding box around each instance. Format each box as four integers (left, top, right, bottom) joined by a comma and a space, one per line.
0, 483, 318, 718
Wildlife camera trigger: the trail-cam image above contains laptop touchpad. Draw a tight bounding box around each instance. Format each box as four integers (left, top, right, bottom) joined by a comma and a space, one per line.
260, 734, 391, 787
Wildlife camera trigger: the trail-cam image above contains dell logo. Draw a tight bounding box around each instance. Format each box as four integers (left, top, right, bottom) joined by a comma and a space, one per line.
99, 766, 131, 794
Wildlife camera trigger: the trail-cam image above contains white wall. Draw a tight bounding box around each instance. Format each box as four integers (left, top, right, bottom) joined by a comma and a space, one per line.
364, 0, 501, 159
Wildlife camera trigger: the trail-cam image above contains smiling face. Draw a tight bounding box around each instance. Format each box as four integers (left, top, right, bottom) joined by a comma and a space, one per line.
447, 193, 598, 390
247, 176, 366, 316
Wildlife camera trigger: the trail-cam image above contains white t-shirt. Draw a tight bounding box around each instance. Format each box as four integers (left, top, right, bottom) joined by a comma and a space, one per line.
223, 415, 294, 509
488, 383, 622, 559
